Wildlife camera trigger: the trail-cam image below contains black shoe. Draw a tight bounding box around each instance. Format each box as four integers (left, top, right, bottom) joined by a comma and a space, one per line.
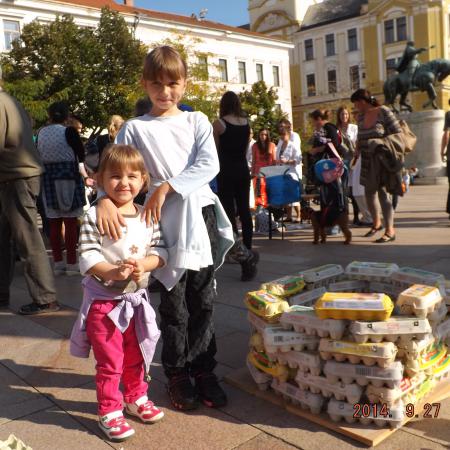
18, 301, 60, 315
167, 374, 199, 411
195, 372, 227, 408
240, 250, 259, 282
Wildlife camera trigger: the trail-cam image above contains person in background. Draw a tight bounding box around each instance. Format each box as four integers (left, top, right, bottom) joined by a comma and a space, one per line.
441, 99, 450, 220
276, 127, 302, 222
134, 97, 152, 117
37, 101, 86, 275
351, 88, 403, 243
67, 114, 84, 136
278, 118, 301, 153
96, 115, 125, 164
251, 128, 276, 177
336, 105, 372, 226
213, 91, 259, 282
0, 72, 59, 315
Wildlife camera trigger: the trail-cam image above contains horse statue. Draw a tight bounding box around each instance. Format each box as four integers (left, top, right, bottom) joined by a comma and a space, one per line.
384, 58, 450, 113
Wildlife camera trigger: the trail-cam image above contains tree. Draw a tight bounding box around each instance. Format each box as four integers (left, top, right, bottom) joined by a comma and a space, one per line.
152, 32, 225, 121
2, 8, 146, 134
239, 81, 287, 140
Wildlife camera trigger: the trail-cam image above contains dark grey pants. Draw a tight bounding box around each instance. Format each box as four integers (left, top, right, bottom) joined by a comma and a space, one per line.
0, 176, 56, 305
159, 205, 218, 378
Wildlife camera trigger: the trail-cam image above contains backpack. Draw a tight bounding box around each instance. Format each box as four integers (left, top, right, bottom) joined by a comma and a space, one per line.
398, 119, 417, 154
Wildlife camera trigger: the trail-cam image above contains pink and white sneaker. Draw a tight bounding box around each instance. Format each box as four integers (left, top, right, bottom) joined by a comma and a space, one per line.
98, 410, 135, 441
125, 396, 164, 423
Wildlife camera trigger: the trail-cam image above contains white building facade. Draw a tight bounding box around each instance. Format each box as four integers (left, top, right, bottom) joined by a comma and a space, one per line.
0, 0, 293, 118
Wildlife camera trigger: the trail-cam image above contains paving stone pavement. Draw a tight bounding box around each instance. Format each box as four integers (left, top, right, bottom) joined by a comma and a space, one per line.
0, 184, 449, 450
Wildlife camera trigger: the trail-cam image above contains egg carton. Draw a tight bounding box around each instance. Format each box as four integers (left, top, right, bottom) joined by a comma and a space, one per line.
302, 264, 344, 290
412, 377, 436, 404
323, 360, 404, 389
244, 290, 289, 321
246, 356, 272, 391
280, 306, 347, 340
428, 302, 448, 327
396, 333, 435, 360
349, 317, 432, 344
261, 274, 305, 298
391, 267, 446, 295
328, 280, 369, 293
315, 292, 394, 321
248, 350, 289, 382
366, 372, 426, 407
263, 326, 319, 353
271, 379, 325, 414
295, 371, 363, 404
249, 332, 265, 352
404, 343, 447, 377
397, 284, 443, 319
247, 311, 280, 334
269, 350, 323, 375
289, 287, 327, 307
369, 281, 402, 299
433, 354, 450, 382
345, 261, 399, 282
319, 339, 397, 368
327, 398, 404, 429
434, 317, 450, 345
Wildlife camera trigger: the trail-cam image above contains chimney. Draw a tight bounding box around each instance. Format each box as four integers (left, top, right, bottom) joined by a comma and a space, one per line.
124, 0, 134, 6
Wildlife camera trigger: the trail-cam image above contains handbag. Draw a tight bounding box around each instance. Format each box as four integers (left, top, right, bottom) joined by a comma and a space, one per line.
264, 169, 301, 206
314, 142, 345, 184
398, 119, 417, 154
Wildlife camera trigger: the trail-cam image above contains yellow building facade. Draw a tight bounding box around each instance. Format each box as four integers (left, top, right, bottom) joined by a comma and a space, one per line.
250, 0, 450, 130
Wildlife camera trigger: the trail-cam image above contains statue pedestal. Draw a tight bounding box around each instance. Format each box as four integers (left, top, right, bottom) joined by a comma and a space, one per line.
399, 110, 447, 184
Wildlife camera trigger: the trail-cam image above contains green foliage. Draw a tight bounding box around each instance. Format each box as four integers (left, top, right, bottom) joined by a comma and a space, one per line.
152, 32, 225, 121
239, 81, 288, 141
2, 8, 146, 134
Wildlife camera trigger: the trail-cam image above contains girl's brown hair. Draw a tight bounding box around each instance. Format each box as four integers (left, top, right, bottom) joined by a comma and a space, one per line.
256, 128, 271, 156
97, 144, 149, 193
309, 109, 330, 121
336, 106, 351, 129
350, 89, 381, 107
143, 46, 187, 81
219, 91, 247, 118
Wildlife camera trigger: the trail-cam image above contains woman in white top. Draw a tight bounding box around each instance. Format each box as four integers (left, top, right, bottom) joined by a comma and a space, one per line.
336, 105, 372, 226
276, 127, 302, 222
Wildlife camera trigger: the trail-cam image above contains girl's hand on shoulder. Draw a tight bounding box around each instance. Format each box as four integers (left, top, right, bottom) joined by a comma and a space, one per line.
97, 197, 126, 240
143, 182, 173, 225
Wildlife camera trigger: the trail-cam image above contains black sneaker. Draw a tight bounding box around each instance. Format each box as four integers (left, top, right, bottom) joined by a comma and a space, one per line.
195, 372, 227, 408
240, 250, 259, 282
18, 301, 61, 315
167, 374, 199, 411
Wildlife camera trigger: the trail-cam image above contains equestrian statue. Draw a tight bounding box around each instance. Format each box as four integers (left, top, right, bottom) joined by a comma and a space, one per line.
383, 41, 450, 113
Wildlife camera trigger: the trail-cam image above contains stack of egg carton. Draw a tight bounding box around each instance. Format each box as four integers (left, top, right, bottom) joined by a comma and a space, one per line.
244, 262, 450, 429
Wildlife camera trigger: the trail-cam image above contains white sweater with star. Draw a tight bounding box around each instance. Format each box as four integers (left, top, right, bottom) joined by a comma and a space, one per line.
79, 204, 168, 292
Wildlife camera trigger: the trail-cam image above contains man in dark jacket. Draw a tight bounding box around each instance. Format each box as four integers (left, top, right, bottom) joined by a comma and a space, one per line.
0, 71, 59, 314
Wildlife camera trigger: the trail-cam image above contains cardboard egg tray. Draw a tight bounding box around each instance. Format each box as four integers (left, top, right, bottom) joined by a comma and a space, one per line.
345, 261, 399, 282
397, 284, 444, 318
268, 350, 322, 376
289, 287, 327, 307
262, 326, 320, 353
261, 274, 305, 297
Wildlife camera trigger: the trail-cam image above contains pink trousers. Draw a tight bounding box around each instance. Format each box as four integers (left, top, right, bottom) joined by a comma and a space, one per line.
86, 300, 148, 416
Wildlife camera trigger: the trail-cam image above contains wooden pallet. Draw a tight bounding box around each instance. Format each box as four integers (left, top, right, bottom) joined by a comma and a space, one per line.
224, 367, 450, 448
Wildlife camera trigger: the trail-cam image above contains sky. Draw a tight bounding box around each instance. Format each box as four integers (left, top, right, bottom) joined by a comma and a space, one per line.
134, 0, 250, 27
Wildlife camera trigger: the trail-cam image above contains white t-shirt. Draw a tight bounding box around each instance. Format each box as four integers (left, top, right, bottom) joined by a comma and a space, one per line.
276, 140, 302, 180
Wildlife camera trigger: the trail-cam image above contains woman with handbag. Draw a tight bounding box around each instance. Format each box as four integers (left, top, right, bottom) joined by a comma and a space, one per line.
37, 101, 87, 275
351, 89, 403, 243
213, 91, 258, 281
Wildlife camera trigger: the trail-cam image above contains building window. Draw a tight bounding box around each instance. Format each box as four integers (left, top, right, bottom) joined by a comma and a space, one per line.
272, 66, 280, 87
349, 65, 360, 90
197, 55, 208, 81
306, 73, 316, 97
325, 34, 335, 56
218, 58, 228, 82
3, 20, 20, 51
256, 63, 264, 81
327, 69, 337, 94
385, 19, 395, 44
397, 17, 407, 41
386, 58, 398, 77
238, 61, 247, 84
385, 16, 407, 43
347, 28, 358, 51
304, 38, 314, 60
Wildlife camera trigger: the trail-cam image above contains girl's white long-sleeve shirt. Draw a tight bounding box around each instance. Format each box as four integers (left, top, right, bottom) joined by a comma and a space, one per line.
116, 111, 234, 290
